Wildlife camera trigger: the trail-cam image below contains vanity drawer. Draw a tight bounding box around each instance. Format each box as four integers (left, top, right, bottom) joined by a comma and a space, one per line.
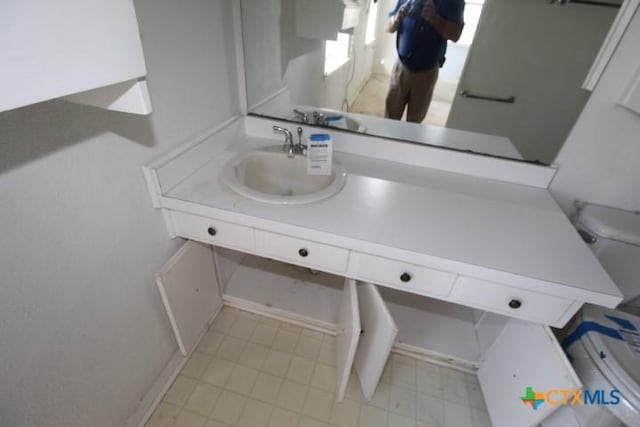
257, 231, 350, 273
451, 277, 574, 324
356, 253, 456, 298
171, 211, 255, 252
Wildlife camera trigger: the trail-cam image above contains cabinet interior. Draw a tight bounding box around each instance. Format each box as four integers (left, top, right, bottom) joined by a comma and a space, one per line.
215, 247, 510, 371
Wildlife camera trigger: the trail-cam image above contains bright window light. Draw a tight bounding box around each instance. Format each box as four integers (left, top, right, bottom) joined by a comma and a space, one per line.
324, 33, 351, 76
365, 0, 379, 45
457, 0, 485, 47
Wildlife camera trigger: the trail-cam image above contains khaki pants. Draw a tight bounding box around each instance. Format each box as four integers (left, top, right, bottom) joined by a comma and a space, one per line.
385, 60, 439, 123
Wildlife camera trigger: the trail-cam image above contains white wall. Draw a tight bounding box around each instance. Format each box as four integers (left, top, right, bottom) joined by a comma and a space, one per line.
0, 1, 240, 426
242, 0, 376, 113
550, 7, 640, 215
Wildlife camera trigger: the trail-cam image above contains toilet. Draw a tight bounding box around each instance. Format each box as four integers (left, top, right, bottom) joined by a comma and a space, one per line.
544, 203, 640, 427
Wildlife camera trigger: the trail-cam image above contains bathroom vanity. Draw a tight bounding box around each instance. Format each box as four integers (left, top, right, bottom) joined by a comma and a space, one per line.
144, 116, 623, 427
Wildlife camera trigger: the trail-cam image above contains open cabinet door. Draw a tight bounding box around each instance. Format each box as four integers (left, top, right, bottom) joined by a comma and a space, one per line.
156, 241, 222, 356
335, 279, 361, 402
478, 319, 582, 427
354, 282, 399, 401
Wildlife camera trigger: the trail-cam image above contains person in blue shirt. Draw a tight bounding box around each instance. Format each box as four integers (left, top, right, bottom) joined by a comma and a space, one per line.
385, 0, 465, 123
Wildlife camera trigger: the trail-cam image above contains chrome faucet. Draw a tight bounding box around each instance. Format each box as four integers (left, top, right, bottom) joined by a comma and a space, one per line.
312, 111, 326, 125
293, 109, 309, 124
272, 125, 306, 158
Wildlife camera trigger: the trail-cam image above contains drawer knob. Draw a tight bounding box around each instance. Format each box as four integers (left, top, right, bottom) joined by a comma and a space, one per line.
400, 272, 412, 283
298, 248, 309, 258
508, 299, 522, 309
207, 227, 217, 236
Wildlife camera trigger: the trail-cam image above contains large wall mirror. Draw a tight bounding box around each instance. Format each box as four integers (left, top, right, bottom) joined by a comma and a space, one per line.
240, 0, 633, 164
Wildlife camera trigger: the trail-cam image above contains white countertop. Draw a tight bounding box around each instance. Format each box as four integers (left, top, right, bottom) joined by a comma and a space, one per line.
161, 132, 622, 307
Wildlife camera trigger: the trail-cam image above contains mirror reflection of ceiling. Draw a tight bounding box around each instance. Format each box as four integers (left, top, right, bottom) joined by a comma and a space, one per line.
241, 0, 621, 164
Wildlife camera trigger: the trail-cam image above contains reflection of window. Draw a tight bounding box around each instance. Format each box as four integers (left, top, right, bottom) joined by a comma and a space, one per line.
365, 0, 379, 45
324, 33, 351, 76
457, 0, 485, 47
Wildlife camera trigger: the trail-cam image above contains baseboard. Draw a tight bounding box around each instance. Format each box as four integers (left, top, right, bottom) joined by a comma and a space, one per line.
223, 294, 337, 336
393, 342, 479, 373
126, 305, 223, 427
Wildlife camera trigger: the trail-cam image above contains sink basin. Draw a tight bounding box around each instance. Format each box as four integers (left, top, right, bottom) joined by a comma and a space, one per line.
222, 146, 347, 205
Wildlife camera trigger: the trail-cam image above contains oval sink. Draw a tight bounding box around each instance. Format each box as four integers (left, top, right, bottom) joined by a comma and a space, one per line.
222, 146, 347, 205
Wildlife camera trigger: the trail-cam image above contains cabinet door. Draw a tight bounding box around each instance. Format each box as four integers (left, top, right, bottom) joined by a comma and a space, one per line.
1, 0, 148, 112
156, 241, 222, 356
478, 319, 582, 427
335, 279, 361, 402
354, 282, 398, 401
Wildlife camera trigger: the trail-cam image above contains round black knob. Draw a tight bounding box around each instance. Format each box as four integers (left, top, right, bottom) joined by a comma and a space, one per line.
400, 272, 412, 283
508, 299, 522, 309
298, 248, 309, 257
207, 227, 217, 236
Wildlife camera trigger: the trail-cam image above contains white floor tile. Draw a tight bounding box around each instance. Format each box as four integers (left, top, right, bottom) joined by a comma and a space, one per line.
330, 398, 360, 427
238, 341, 269, 370
391, 361, 417, 390
184, 383, 221, 417
392, 353, 417, 367
310, 363, 337, 393
388, 413, 416, 427
299, 416, 330, 427
466, 381, 487, 410
262, 349, 292, 378
442, 375, 469, 405
317, 338, 336, 367
197, 331, 225, 356
471, 408, 492, 427
228, 316, 258, 340
368, 381, 391, 410
417, 365, 443, 399
181, 352, 213, 379
302, 387, 334, 422
251, 323, 278, 347
173, 410, 207, 427
146, 402, 180, 427
226, 365, 259, 396
444, 401, 472, 427
272, 329, 300, 353
201, 357, 235, 387
302, 328, 325, 340
210, 310, 237, 334
345, 373, 364, 402
210, 390, 246, 426
294, 335, 322, 361
236, 398, 273, 427
440, 367, 465, 380
250, 372, 283, 404
416, 393, 444, 425
164, 376, 197, 406
389, 385, 416, 419
204, 420, 229, 427
268, 407, 300, 427
279, 322, 302, 334
285, 356, 315, 385
358, 404, 388, 427
275, 380, 308, 412
216, 336, 246, 361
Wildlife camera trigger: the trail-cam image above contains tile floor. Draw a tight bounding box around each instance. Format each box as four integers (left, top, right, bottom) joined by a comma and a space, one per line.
147, 307, 492, 427
349, 73, 455, 128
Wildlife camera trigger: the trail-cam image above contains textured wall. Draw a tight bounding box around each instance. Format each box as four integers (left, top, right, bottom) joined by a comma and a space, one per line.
0, 0, 240, 425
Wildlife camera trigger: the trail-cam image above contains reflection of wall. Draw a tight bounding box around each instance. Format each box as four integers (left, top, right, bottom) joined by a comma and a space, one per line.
242, 0, 286, 108
550, 9, 640, 215
373, 0, 397, 75
243, 0, 377, 112
0, 0, 240, 424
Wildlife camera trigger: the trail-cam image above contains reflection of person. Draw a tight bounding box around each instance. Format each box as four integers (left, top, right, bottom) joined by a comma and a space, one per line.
385, 0, 465, 123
